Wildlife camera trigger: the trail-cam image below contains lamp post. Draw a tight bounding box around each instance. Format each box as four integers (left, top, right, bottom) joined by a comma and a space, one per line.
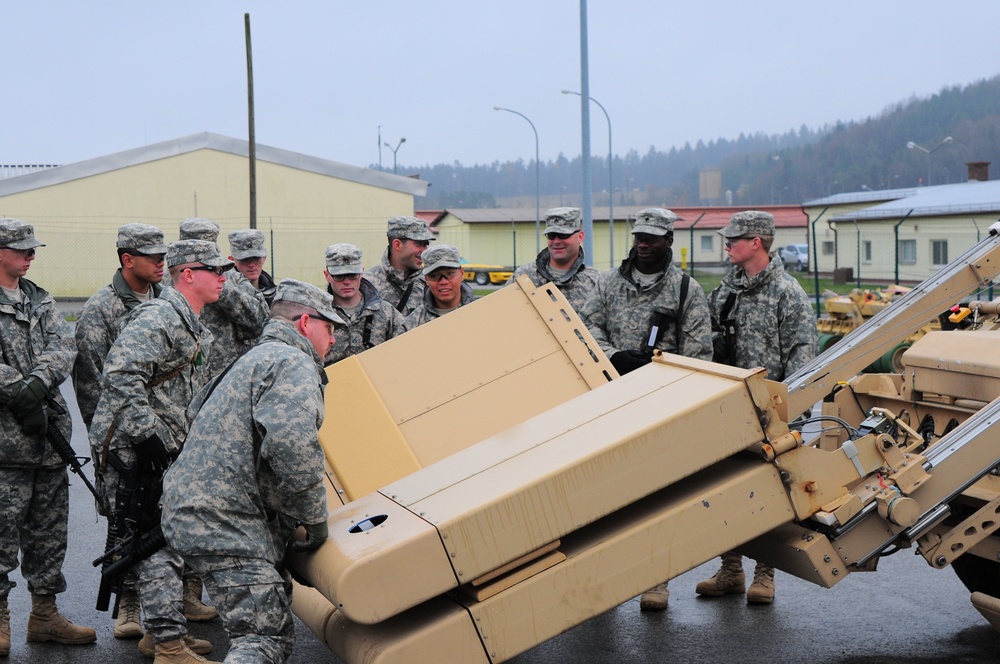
906, 136, 952, 186
494, 106, 541, 252
383, 137, 406, 174
562, 89, 613, 264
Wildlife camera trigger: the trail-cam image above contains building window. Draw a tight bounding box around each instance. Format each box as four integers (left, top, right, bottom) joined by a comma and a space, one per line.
931, 240, 948, 266
899, 239, 917, 265
700, 235, 713, 252
822, 241, 835, 255
862, 240, 872, 264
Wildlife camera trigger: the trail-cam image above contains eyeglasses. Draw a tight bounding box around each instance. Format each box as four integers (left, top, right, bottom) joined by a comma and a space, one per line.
546, 232, 577, 241
293, 314, 335, 336
724, 237, 756, 249
330, 273, 362, 282
131, 253, 165, 263
425, 269, 460, 282
3, 248, 35, 257
236, 256, 265, 265
187, 265, 226, 276
406, 239, 431, 248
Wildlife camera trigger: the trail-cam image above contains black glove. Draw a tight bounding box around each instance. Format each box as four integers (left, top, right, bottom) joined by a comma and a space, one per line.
290, 520, 329, 553
610, 350, 652, 375
8, 377, 49, 437
134, 434, 169, 474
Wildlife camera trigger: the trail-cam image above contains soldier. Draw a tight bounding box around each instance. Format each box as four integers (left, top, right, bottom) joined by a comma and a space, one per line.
176, 220, 268, 381
322, 243, 403, 365
161, 279, 343, 663
365, 215, 435, 317
73, 222, 168, 641
227, 229, 277, 305
399, 244, 476, 332
0, 219, 95, 657
696, 210, 818, 606
505, 207, 599, 312
579, 207, 713, 611
88, 239, 231, 663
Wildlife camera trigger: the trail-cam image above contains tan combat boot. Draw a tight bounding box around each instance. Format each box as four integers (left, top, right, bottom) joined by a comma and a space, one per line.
25, 594, 97, 645
695, 552, 746, 597
139, 632, 213, 657
152, 638, 220, 664
639, 581, 669, 611
746, 563, 775, 604
114, 588, 144, 639
182, 576, 218, 622
1, 597, 9, 657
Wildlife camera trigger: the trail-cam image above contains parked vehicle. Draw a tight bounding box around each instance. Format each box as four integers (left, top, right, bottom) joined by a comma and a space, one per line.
462, 262, 513, 286
778, 244, 809, 271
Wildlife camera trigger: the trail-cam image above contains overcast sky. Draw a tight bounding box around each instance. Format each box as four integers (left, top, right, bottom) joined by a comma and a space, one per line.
3, 1, 999, 173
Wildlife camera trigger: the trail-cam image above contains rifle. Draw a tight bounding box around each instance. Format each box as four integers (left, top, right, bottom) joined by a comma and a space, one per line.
43, 397, 100, 501
93, 451, 167, 613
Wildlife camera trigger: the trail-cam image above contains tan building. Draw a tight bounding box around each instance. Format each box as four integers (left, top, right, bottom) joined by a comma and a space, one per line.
431, 205, 808, 272
0, 132, 427, 297
804, 163, 999, 283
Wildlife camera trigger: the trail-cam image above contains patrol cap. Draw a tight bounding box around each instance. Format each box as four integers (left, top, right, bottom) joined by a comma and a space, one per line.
228, 229, 267, 260
178, 218, 221, 242
325, 243, 363, 275
632, 208, 677, 236
421, 244, 463, 276
718, 210, 775, 238
387, 215, 435, 242
0, 219, 45, 250
117, 223, 168, 255
273, 278, 345, 326
543, 207, 582, 235
165, 239, 235, 269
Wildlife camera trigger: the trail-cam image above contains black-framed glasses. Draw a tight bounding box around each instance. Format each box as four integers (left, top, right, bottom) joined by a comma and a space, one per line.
330, 273, 362, 282
3, 247, 35, 257
293, 313, 336, 335
187, 265, 226, 276
546, 232, 576, 241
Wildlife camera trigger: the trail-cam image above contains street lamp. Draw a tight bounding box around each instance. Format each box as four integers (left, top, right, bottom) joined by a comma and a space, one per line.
906, 136, 952, 186
562, 89, 614, 264
494, 106, 541, 252
383, 137, 406, 174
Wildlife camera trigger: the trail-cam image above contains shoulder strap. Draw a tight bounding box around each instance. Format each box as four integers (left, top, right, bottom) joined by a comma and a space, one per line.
720, 291, 738, 321
675, 273, 690, 350
396, 280, 415, 313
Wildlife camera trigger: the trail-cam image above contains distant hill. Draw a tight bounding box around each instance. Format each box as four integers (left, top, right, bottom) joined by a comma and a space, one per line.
405, 75, 1000, 209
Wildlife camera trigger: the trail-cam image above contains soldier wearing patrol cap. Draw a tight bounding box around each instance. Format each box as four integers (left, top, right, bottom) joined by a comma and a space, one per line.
88, 239, 234, 663
506, 207, 599, 312
400, 243, 477, 332
228, 229, 276, 305
0, 219, 96, 655
322, 243, 403, 365
162, 279, 344, 663
73, 222, 169, 640
365, 215, 436, 317
696, 209, 817, 606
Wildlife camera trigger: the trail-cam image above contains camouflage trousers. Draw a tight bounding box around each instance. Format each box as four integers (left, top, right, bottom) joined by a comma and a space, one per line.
186, 554, 294, 664
0, 467, 69, 600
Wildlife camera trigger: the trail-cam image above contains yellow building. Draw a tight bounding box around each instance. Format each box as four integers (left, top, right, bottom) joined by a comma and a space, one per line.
0, 132, 428, 297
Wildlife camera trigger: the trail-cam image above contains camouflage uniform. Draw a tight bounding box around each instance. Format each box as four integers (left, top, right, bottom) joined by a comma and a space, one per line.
162, 282, 334, 664
708, 256, 818, 381
365, 248, 427, 318
580, 249, 713, 361
507, 207, 599, 313
365, 216, 436, 317
88, 242, 225, 646
399, 244, 477, 332
0, 274, 76, 602
199, 269, 269, 379
507, 248, 599, 313
325, 278, 403, 365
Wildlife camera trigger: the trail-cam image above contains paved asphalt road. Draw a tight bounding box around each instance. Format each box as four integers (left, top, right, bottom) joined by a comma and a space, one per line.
3, 383, 998, 663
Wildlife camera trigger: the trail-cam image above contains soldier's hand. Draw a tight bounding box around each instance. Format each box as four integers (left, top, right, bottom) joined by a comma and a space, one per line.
135, 434, 169, 474
291, 520, 329, 553
8, 376, 48, 419
610, 350, 651, 375
19, 403, 48, 438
